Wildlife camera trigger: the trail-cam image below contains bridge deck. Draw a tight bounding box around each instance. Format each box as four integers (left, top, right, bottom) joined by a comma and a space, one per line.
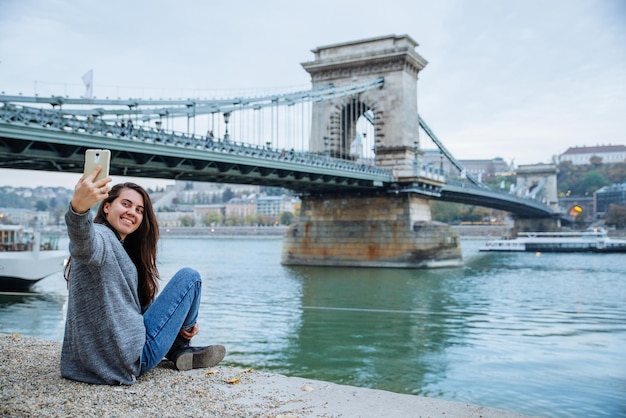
0, 98, 557, 218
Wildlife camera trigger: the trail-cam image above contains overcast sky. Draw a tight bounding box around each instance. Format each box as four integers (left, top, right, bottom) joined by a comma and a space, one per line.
1, 0, 625, 188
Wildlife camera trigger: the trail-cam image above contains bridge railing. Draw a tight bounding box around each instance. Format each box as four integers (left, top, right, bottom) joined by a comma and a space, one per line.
445, 179, 550, 205
0, 103, 393, 178
417, 165, 445, 182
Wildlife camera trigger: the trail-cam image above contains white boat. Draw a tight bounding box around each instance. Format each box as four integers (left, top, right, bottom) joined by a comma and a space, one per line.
479, 228, 626, 253
0, 225, 68, 292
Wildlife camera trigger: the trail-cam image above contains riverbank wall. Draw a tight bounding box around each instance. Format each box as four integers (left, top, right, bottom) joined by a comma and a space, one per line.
161, 225, 289, 237
160, 225, 509, 238
160, 224, 626, 239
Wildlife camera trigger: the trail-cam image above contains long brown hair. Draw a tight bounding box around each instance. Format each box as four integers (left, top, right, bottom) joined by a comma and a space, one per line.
65, 182, 160, 311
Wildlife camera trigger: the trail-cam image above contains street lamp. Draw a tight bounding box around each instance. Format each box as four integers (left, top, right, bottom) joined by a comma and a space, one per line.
223, 112, 231, 141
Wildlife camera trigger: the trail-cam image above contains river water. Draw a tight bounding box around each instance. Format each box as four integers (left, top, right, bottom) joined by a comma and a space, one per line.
1, 237, 624, 418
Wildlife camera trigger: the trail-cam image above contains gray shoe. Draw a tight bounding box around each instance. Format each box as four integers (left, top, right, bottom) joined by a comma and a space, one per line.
166, 335, 226, 371
173, 345, 226, 371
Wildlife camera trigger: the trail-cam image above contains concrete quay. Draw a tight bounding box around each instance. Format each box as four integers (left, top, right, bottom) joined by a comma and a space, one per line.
1, 334, 536, 417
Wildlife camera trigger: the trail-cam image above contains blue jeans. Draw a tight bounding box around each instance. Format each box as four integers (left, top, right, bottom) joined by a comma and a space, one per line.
139, 267, 202, 375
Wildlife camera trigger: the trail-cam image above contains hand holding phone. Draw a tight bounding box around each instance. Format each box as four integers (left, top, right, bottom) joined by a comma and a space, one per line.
82, 149, 111, 182
71, 149, 112, 213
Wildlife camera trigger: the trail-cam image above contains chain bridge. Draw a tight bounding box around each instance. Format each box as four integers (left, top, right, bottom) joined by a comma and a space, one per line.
0, 84, 555, 216
0, 35, 562, 268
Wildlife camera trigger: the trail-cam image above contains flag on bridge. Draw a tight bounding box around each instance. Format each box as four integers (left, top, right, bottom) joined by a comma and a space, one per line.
81, 70, 93, 99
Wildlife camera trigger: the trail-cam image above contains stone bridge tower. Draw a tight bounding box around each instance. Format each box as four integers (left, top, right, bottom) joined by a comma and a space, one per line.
513, 164, 559, 212
282, 35, 462, 269
302, 34, 427, 179
513, 163, 562, 233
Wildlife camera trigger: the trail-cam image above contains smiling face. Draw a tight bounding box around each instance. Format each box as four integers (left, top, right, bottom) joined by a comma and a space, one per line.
103, 188, 145, 240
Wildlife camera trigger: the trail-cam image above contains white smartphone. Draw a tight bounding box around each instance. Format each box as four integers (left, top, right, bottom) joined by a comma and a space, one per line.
82, 149, 111, 182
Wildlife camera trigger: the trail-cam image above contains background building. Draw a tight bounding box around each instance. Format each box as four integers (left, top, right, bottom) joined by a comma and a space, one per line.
256, 196, 299, 218
594, 183, 626, 216
421, 150, 512, 178
559, 144, 626, 165
193, 204, 225, 224
156, 211, 190, 228
225, 197, 257, 220
0, 208, 52, 226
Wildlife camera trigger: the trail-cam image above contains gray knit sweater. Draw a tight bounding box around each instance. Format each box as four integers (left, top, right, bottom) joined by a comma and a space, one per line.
61, 206, 145, 385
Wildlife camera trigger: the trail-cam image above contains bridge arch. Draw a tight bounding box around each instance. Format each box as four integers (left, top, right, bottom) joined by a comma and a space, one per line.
326, 97, 378, 160
302, 34, 427, 178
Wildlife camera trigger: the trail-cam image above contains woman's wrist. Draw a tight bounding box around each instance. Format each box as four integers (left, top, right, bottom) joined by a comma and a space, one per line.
70, 200, 90, 214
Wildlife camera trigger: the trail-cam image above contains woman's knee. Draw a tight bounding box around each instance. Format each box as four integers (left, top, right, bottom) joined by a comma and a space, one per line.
172, 267, 201, 287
